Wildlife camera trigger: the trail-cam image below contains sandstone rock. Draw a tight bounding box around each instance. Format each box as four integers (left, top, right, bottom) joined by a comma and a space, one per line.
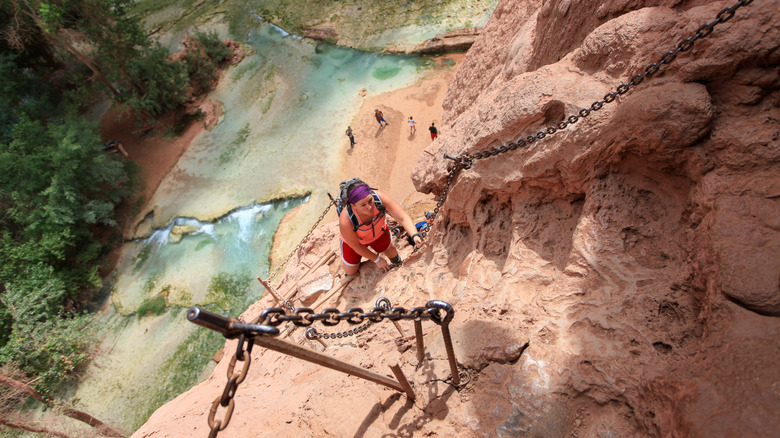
168, 224, 199, 243
297, 264, 334, 306
135, 1, 780, 437
385, 27, 482, 55
195, 100, 224, 130
304, 22, 339, 43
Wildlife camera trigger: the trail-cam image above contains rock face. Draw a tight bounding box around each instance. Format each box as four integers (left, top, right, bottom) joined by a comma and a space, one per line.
304, 22, 339, 42
410, 0, 780, 435
133, 1, 779, 437
385, 27, 482, 55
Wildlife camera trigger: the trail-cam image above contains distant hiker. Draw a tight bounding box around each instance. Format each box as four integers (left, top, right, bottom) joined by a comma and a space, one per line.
375, 109, 389, 127
103, 140, 129, 158
338, 179, 422, 275
346, 126, 356, 147
408, 116, 416, 135
429, 122, 438, 140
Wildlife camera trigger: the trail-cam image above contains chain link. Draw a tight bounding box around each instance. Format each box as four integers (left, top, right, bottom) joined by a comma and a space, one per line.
208, 334, 254, 438
205, 298, 450, 436
204, 3, 753, 435
412, 157, 462, 254
267, 201, 333, 281
257, 297, 438, 335
306, 320, 374, 339
304, 297, 389, 339
415, 0, 752, 249
248, 298, 445, 340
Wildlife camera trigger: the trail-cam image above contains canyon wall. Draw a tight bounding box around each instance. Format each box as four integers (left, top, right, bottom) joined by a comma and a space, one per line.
134, 1, 779, 437
411, 0, 780, 435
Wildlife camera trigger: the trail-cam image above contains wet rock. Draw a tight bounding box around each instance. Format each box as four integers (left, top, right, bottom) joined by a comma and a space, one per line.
385, 27, 482, 55
304, 22, 339, 43
168, 224, 200, 243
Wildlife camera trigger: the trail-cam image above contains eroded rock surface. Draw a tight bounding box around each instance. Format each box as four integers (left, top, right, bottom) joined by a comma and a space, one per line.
385, 27, 482, 55
134, 1, 780, 437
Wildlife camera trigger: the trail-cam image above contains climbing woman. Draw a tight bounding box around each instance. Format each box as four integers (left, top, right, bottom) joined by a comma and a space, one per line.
339, 180, 423, 275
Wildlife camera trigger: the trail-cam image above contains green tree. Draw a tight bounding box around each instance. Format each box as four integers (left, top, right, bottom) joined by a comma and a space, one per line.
185, 31, 232, 95
1, 0, 192, 118
123, 44, 189, 118
0, 115, 136, 393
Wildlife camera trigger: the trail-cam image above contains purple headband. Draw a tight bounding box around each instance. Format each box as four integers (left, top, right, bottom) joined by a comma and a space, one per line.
348, 184, 372, 204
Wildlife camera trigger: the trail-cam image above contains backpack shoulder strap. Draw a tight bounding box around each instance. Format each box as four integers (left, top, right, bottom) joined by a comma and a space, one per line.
345, 205, 361, 231
370, 190, 385, 214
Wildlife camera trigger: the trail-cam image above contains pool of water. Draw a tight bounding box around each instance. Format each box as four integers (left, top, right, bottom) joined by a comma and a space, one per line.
62, 197, 306, 431
64, 16, 431, 433
145, 15, 429, 228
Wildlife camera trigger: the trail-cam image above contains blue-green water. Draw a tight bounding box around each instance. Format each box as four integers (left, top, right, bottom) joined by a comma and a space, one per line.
145, 16, 429, 227
64, 16, 431, 433
63, 197, 306, 431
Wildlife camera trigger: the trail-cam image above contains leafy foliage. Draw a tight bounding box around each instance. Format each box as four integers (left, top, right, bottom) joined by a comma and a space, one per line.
1, 1, 233, 121
0, 0, 233, 397
121, 45, 189, 118
184, 31, 232, 95
0, 114, 136, 393
0, 54, 59, 143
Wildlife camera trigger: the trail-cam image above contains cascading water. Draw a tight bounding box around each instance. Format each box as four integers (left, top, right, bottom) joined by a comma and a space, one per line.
63, 197, 306, 430
142, 13, 429, 228
64, 15, 432, 433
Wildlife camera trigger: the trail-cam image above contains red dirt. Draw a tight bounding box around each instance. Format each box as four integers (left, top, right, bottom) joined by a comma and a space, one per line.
97, 108, 204, 275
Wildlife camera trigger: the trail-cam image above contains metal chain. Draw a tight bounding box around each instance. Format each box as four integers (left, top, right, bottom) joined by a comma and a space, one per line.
412, 160, 460, 253
306, 320, 374, 339
304, 298, 390, 339
256, 302, 444, 331
267, 201, 333, 281
208, 334, 254, 438
414, 0, 753, 251
195, 299, 455, 436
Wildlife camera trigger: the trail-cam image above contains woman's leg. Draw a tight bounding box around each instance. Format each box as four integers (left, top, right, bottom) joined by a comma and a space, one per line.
375, 232, 401, 264
343, 262, 359, 276
382, 244, 399, 259
340, 239, 362, 275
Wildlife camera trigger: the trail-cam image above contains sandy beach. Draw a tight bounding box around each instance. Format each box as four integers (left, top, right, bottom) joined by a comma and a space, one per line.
267, 54, 463, 270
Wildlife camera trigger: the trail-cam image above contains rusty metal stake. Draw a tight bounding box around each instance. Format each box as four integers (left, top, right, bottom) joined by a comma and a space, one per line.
189, 307, 403, 393
414, 319, 425, 364
256, 277, 283, 303
298, 250, 337, 282
439, 323, 460, 386
254, 335, 404, 393
427, 300, 460, 386
391, 320, 405, 337
390, 364, 415, 401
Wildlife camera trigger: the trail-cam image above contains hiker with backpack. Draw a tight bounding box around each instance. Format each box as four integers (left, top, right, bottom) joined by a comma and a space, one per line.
336, 179, 423, 275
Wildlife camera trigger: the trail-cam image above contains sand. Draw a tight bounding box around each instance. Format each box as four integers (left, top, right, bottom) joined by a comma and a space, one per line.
101, 54, 463, 276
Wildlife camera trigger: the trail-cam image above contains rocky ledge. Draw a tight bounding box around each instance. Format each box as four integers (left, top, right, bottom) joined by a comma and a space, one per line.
304, 23, 481, 55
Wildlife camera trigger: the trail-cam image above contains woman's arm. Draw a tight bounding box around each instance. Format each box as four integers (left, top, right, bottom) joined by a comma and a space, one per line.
377, 190, 423, 246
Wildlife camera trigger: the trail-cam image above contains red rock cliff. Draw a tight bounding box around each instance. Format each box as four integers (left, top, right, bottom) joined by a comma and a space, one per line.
134, 1, 779, 437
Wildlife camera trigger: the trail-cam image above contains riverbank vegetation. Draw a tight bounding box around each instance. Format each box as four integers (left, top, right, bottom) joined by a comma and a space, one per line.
132, 0, 497, 50
0, 1, 236, 428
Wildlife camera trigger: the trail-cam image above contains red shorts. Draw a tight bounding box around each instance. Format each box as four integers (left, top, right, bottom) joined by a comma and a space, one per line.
340, 229, 392, 266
